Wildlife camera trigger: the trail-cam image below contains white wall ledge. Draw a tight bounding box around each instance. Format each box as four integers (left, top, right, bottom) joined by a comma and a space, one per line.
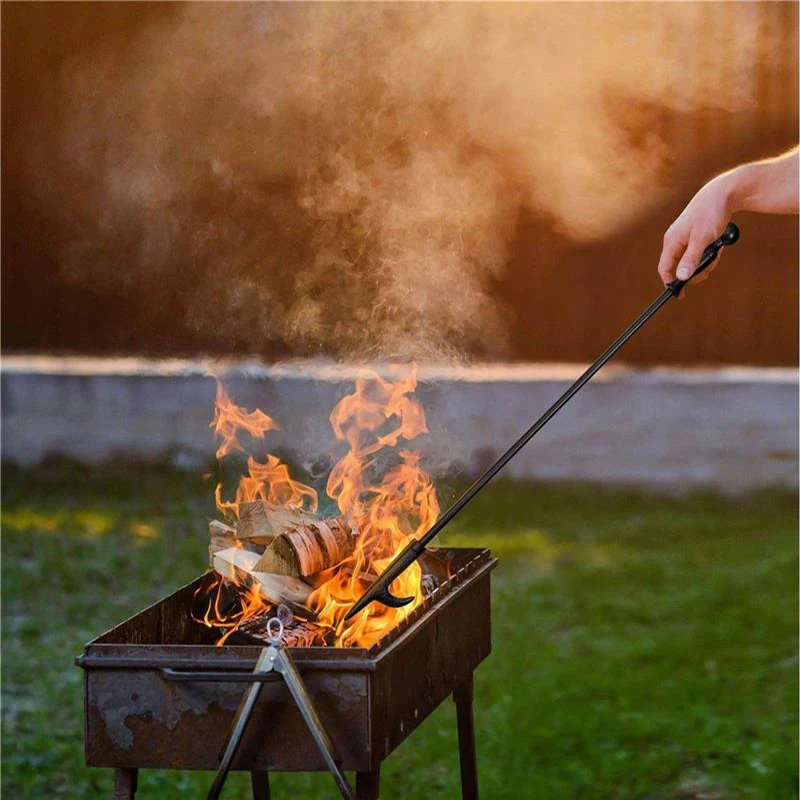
2, 356, 797, 491
2, 355, 796, 384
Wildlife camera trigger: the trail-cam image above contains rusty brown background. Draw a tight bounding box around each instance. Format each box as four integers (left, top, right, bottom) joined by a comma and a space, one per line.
3, 2, 797, 365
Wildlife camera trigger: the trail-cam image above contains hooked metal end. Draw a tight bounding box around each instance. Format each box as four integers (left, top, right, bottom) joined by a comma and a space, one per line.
345, 537, 422, 620
374, 587, 415, 608
344, 583, 414, 620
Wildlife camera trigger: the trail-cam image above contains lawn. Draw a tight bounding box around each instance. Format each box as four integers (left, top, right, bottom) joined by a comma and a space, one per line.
2, 463, 797, 799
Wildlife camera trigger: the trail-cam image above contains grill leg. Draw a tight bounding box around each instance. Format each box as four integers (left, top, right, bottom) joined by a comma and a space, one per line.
251, 770, 271, 800
454, 674, 479, 800
356, 768, 380, 799
113, 767, 138, 800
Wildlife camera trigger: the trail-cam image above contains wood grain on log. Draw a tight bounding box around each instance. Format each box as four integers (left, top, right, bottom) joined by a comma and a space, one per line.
254, 518, 357, 578
236, 501, 318, 544
212, 547, 313, 606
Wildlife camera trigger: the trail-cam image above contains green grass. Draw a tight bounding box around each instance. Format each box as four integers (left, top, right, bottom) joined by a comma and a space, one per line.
2, 463, 797, 799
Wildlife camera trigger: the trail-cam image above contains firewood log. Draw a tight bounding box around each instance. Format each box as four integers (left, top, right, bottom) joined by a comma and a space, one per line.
251, 535, 301, 577
212, 545, 261, 581
212, 547, 313, 606
253, 518, 358, 578
208, 519, 260, 566
210, 520, 237, 538
236, 501, 319, 544
208, 519, 237, 566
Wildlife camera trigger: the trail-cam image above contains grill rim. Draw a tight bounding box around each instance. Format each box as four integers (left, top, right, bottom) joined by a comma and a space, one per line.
75, 547, 496, 673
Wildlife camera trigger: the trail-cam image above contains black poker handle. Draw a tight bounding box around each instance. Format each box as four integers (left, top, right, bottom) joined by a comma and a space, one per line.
666, 222, 740, 296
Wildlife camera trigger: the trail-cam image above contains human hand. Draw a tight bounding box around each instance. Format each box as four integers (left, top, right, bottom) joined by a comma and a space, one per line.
657, 173, 735, 288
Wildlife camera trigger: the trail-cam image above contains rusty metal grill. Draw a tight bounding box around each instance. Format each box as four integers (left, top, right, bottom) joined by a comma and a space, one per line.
76, 547, 496, 799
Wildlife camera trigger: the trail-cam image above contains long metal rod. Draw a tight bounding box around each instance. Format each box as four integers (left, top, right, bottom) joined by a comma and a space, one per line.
344, 288, 671, 619
417, 288, 673, 547
345, 223, 740, 619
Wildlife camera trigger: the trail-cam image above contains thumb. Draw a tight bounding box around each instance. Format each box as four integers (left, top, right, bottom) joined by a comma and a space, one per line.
675, 233, 707, 281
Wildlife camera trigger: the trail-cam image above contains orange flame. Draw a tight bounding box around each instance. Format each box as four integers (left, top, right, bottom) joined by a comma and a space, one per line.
201, 381, 320, 645
213, 381, 278, 459
212, 383, 318, 519
194, 576, 267, 646
201, 368, 438, 649
309, 365, 439, 648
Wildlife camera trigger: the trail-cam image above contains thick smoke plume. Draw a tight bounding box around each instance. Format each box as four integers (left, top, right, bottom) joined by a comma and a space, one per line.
40, 3, 786, 359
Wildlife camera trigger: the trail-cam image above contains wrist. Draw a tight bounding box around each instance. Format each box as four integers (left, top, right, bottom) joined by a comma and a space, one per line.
715, 167, 747, 215
723, 162, 765, 214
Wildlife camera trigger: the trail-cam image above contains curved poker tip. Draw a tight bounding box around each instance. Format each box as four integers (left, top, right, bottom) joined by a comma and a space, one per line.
344, 582, 414, 620
344, 537, 423, 620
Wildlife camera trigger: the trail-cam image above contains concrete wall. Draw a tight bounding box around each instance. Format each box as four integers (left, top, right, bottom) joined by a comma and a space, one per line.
2, 356, 797, 492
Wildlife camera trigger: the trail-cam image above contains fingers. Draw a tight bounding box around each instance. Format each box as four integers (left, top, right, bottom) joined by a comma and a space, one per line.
674, 234, 707, 281
657, 225, 688, 285
657, 221, 720, 294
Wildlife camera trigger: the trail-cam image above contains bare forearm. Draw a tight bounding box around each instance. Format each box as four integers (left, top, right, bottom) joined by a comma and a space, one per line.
658, 146, 799, 284
722, 147, 799, 215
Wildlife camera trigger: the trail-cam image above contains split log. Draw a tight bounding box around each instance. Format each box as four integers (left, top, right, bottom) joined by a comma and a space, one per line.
210, 520, 236, 539
208, 519, 261, 567
236, 501, 319, 544
254, 518, 358, 578
212, 546, 313, 608
208, 520, 237, 565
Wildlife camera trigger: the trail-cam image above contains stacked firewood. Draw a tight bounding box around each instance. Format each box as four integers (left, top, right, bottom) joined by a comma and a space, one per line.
204, 502, 448, 647
207, 501, 359, 638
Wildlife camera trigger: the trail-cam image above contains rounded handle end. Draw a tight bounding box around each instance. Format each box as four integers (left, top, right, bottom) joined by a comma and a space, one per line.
721, 222, 740, 246
665, 222, 742, 296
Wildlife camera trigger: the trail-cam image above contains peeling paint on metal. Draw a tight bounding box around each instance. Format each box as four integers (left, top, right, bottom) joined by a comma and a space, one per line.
90, 673, 243, 749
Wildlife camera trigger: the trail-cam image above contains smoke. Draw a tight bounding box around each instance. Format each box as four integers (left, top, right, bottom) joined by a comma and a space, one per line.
39, 2, 788, 359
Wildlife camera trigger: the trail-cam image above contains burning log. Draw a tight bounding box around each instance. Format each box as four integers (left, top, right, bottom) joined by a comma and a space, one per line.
253, 518, 357, 578
208, 519, 263, 566
212, 547, 313, 608
236, 501, 319, 544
